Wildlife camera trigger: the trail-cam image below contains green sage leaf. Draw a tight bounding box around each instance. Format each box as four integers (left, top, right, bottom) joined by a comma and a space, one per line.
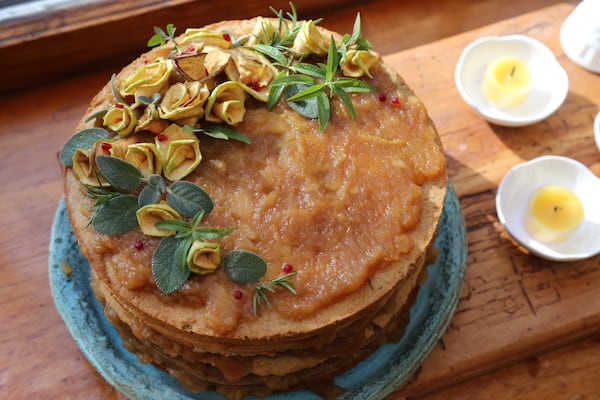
166, 181, 213, 217
110, 73, 126, 104
60, 128, 111, 166
152, 236, 190, 294
284, 83, 318, 119
138, 185, 161, 207
96, 155, 143, 191
84, 110, 108, 123
223, 250, 267, 284
92, 194, 139, 235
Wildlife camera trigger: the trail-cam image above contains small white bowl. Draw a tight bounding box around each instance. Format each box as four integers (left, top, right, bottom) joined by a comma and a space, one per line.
594, 111, 600, 153
496, 155, 600, 261
560, 0, 600, 73
455, 35, 569, 127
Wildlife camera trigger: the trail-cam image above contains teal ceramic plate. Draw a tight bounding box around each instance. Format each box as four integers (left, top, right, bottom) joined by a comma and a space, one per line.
49, 183, 467, 400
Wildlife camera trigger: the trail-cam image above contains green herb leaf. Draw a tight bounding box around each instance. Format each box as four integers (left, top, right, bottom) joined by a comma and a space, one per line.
138, 185, 161, 207
191, 226, 234, 241
95, 155, 144, 191
155, 219, 191, 234
92, 194, 139, 235
60, 128, 111, 166
175, 237, 193, 273
251, 44, 288, 65
167, 180, 214, 217
284, 83, 318, 119
110, 74, 126, 104
222, 250, 267, 284
252, 272, 297, 315
84, 109, 108, 123
316, 92, 331, 132
291, 62, 327, 79
334, 86, 356, 120
183, 124, 251, 144
136, 93, 161, 105
152, 236, 190, 294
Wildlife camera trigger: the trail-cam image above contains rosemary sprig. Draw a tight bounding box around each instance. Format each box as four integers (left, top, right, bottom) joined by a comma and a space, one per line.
269, 35, 376, 131
253, 272, 298, 315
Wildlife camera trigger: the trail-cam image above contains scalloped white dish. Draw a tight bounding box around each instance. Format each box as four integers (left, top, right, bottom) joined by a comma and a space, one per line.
455, 35, 569, 127
496, 155, 600, 261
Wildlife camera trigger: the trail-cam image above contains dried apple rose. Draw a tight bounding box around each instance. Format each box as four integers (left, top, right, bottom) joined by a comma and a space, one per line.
71, 148, 101, 186
225, 48, 278, 102
187, 241, 221, 275
340, 49, 378, 78
291, 20, 328, 55
205, 81, 246, 125
154, 124, 202, 181
246, 16, 280, 46
159, 81, 210, 124
136, 203, 182, 237
172, 50, 208, 82
135, 104, 169, 134
180, 28, 232, 49
103, 103, 137, 137
125, 142, 162, 178
119, 57, 173, 100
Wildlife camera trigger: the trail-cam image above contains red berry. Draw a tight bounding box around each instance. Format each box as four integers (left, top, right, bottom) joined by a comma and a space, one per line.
223, 33, 231, 42
233, 290, 243, 300
248, 81, 261, 91
101, 142, 112, 151
391, 97, 401, 105
114, 103, 124, 109
157, 134, 168, 141
282, 263, 294, 273
143, 59, 150, 64
378, 93, 387, 102
133, 240, 144, 250
186, 46, 195, 53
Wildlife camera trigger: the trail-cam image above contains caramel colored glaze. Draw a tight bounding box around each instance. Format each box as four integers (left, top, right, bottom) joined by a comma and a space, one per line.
94, 63, 444, 332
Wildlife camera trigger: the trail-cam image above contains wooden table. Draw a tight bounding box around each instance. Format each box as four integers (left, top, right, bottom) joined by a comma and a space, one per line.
3, 1, 600, 399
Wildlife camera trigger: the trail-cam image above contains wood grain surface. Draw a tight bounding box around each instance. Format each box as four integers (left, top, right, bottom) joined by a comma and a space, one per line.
3, 1, 599, 399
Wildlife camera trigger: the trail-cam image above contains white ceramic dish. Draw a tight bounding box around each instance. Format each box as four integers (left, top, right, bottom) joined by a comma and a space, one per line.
594, 111, 600, 153
496, 155, 600, 261
560, 0, 600, 73
455, 35, 569, 127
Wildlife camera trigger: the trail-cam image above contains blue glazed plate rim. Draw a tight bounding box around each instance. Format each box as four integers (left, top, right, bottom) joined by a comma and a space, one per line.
48, 182, 467, 400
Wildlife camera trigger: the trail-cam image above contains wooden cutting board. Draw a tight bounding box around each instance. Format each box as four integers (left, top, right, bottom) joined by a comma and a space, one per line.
383, 3, 600, 398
